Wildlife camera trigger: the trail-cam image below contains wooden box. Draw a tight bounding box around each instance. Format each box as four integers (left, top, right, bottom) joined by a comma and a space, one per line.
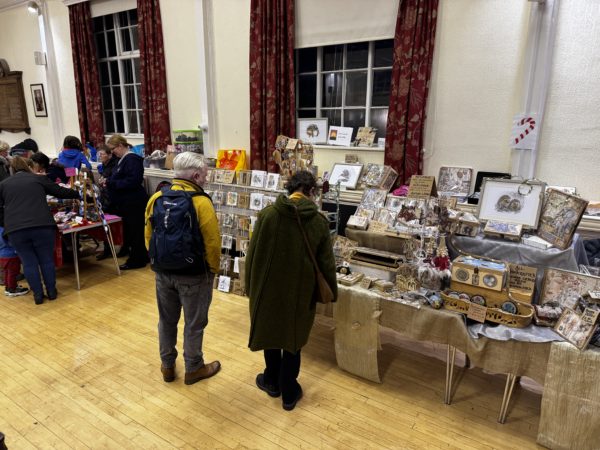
451, 255, 507, 292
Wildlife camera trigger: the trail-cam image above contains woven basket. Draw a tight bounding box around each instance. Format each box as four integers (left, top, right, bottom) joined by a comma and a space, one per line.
441, 289, 534, 328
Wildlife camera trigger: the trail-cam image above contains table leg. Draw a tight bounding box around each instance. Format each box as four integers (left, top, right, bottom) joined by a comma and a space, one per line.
71, 232, 80, 290
498, 373, 517, 424
445, 345, 456, 405
104, 223, 121, 276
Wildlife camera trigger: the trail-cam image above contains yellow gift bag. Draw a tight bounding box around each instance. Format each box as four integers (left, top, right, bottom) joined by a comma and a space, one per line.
216, 149, 247, 172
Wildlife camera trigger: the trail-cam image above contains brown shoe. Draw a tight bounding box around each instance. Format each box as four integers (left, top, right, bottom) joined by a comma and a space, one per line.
161, 364, 175, 382
184, 361, 221, 385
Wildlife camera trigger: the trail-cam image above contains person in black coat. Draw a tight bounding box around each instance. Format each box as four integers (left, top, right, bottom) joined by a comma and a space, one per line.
104, 135, 148, 269
0, 157, 79, 304
30, 152, 68, 184
95, 144, 119, 260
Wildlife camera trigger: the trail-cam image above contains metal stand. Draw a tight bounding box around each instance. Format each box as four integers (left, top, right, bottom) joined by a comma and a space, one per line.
498, 373, 518, 423
71, 233, 80, 290
444, 345, 457, 404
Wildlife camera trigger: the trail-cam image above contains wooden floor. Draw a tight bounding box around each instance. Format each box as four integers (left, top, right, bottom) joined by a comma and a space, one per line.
0, 258, 545, 449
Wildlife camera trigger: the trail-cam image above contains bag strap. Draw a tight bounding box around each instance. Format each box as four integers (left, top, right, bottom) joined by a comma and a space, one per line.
293, 204, 322, 274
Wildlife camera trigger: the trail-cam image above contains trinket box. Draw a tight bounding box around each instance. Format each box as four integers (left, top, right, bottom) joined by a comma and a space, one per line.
451, 255, 507, 292
350, 247, 406, 269
347, 215, 369, 230
339, 272, 364, 286
483, 220, 523, 241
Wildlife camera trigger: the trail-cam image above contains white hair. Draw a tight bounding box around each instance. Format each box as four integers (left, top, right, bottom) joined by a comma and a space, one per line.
173, 152, 206, 179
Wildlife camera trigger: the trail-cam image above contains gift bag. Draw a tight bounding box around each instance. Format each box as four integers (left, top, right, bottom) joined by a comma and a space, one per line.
216, 150, 247, 172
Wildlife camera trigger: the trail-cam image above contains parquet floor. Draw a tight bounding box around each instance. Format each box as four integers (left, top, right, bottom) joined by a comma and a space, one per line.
0, 258, 544, 449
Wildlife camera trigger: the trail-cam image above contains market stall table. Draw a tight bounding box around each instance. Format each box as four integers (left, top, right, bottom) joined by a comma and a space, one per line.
58, 215, 123, 289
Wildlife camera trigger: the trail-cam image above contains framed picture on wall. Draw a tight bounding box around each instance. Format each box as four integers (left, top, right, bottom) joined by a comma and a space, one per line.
297, 118, 328, 144
30, 83, 47, 117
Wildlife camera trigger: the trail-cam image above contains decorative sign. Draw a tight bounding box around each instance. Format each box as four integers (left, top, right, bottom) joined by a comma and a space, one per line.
0, 59, 30, 133
467, 303, 487, 323
218, 275, 231, 292
508, 264, 537, 292
327, 126, 353, 146
407, 175, 437, 199
510, 114, 538, 150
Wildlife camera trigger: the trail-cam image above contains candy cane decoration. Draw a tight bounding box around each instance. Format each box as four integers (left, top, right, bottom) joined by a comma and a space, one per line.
513, 117, 536, 145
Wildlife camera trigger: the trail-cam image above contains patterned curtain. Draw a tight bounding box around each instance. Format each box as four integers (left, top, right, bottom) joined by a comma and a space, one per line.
384, 0, 439, 185
138, 0, 171, 154
68, 3, 104, 147
249, 0, 296, 172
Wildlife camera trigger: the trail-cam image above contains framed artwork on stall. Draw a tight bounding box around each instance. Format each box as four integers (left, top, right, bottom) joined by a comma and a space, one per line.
328, 163, 363, 189
554, 307, 599, 350
477, 178, 545, 228
437, 166, 473, 197
250, 170, 267, 188
297, 118, 328, 144
536, 188, 589, 250
540, 268, 600, 309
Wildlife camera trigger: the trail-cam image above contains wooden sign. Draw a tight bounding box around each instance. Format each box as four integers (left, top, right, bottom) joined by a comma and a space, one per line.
0, 59, 30, 133
407, 175, 437, 199
467, 303, 487, 323
508, 264, 537, 292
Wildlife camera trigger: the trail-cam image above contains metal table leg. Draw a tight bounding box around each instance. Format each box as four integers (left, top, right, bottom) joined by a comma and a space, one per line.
445, 345, 456, 404
71, 232, 80, 290
498, 373, 517, 423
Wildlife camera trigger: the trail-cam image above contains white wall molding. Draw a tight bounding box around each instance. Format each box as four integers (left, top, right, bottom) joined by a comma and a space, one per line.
0, 0, 27, 13
197, 0, 218, 157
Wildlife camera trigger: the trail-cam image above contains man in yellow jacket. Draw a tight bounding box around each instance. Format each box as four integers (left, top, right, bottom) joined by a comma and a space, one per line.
145, 152, 221, 385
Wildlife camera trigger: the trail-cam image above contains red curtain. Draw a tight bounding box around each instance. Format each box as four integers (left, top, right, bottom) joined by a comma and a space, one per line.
68, 3, 104, 147
138, 0, 171, 154
384, 0, 439, 185
249, 0, 296, 172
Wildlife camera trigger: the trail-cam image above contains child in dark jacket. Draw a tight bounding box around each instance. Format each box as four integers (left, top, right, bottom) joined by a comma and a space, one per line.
58, 135, 92, 170
0, 226, 29, 297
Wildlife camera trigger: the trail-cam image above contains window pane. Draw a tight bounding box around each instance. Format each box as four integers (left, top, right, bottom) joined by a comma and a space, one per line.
372, 70, 392, 106
138, 111, 143, 133
115, 111, 125, 133
346, 42, 368, 69
104, 14, 114, 30
95, 33, 107, 59
93, 17, 103, 33
110, 61, 120, 84
131, 27, 139, 51
125, 86, 136, 109
297, 74, 316, 108
297, 47, 317, 73
136, 85, 142, 108
129, 9, 138, 25
297, 109, 316, 118
343, 109, 366, 140
121, 28, 132, 52
371, 108, 388, 140
128, 110, 138, 134
345, 71, 367, 106
99, 62, 110, 86
101, 87, 112, 109
112, 87, 122, 109
374, 39, 394, 67
104, 111, 115, 133
118, 11, 129, 27
133, 58, 140, 80
106, 30, 117, 57
122, 59, 134, 84
323, 109, 341, 127
322, 72, 342, 108
323, 44, 343, 71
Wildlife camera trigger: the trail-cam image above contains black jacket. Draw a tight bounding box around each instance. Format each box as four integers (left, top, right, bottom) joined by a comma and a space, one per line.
101, 155, 119, 180
107, 152, 147, 208
0, 171, 79, 234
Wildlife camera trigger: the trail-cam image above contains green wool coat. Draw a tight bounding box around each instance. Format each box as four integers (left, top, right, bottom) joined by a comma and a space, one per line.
246, 194, 338, 353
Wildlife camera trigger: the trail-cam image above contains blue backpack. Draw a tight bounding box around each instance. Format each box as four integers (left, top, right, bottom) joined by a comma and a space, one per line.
149, 184, 211, 274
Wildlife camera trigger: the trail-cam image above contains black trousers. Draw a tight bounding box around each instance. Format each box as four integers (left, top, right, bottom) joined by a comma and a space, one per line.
263, 349, 301, 403
118, 201, 148, 266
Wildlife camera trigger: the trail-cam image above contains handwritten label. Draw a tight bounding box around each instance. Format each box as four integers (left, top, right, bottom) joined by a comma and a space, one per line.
509, 264, 537, 292
408, 175, 437, 199
467, 303, 487, 323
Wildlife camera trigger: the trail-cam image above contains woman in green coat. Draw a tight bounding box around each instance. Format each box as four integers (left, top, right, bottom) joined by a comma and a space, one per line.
246, 171, 337, 411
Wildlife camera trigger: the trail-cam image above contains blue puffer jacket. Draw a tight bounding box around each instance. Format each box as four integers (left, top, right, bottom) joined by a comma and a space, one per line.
58, 148, 92, 170
0, 226, 17, 258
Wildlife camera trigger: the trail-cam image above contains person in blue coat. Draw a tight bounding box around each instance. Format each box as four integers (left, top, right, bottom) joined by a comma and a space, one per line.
58, 136, 92, 171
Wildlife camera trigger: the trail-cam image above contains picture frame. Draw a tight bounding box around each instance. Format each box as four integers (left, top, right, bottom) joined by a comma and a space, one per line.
30, 83, 47, 117
477, 178, 545, 228
536, 188, 589, 250
554, 307, 599, 350
265, 173, 280, 191
354, 127, 377, 147
296, 118, 328, 144
221, 234, 233, 250
249, 193, 263, 211
226, 191, 238, 207
540, 268, 600, 308
327, 126, 353, 146
328, 163, 363, 189
237, 170, 252, 186
438, 166, 473, 197
250, 170, 267, 188
360, 188, 388, 208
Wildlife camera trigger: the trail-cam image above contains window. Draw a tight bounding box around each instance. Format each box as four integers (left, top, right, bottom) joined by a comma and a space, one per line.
295, 39, 394, 143
93, 9, 142, 135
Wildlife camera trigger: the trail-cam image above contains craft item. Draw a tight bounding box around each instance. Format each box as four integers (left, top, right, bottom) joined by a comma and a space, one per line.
407, 175, 437, 199
467, 303, 487, 323
360, 276, 377, 289
484, 220, 523, 241
363, 164, 398, 191
213, 169, 226, 184
265, 173, 280, 190
205, 168, 214, 183
373, 280, 394, 293
521, 235, 553, 250
501, 301, 518, 314
328, 163, 363, 189
367, 221, 388, 234
375, 208, 396, 227
361, 188, 389, 209
275, 135, 289, 150
231, 279, 244, 296
222, 213, 236, 228
508, 263, 537, 304
237, 170, 252, 186
350, 247, 405, 269
385, 195, 405, 211
396, 264, 420, 292
327, 126, 353, 146
340, 272, 364, 286
471, 295, 486, 306
249, 193, 263, 211
345, 154, 359, 164
250, 170, 267, 188
451, 256, 507, 292
262, 195, 277, 207
347, 215, 368, 230
218, 275, 231, 292
554, 307, 599, 350
220, 170, 235, 184
536, 188, 589, 250
437, 167, 473, 197
510, 115, 537, 149
354, 127, 377, 147
221, 234, 233, 250
355, 206, 376, 220
540, 268, 600, 309
285, 138, 299, 151
236, 237, 249, 253
226, 191, 238, 207
212, 190, 225, 205
238, 192, 250, 210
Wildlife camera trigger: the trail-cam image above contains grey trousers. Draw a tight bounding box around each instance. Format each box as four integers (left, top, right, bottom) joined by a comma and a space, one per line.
155, 271, 214, 372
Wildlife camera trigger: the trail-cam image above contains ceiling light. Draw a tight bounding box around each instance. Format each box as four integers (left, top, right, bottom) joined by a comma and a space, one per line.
27, 1, 40, 15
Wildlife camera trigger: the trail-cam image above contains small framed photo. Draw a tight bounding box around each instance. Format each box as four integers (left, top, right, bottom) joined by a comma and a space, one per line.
477, 178, 545, 228
327, 126, 353, 146
297, 118, 328, 144
30, 83, 47, 117
221, 234, 233, 250
540, 268, 600, 308
265, 173, 280, 190
249, 193, 263, 211
537, 188, 588, 250
328, 163, 363, 189
251, 170, 267, 188
237, 170, 252, 186
238, 192, 250, 209
354, 127, 377, 147
222, 213, 236, 228
438, 166, 473, 197
226, 191, 238, 207
554, 307, 599, 350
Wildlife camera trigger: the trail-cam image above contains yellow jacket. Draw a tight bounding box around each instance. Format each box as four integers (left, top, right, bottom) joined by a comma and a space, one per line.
145, 178, 221, 274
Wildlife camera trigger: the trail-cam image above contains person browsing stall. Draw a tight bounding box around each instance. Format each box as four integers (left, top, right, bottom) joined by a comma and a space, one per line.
245, 171, 337, 411
58, 136, 92, 171
145, 152, 222, 385
95, 144, 119, 260
0, 157, 79, 304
